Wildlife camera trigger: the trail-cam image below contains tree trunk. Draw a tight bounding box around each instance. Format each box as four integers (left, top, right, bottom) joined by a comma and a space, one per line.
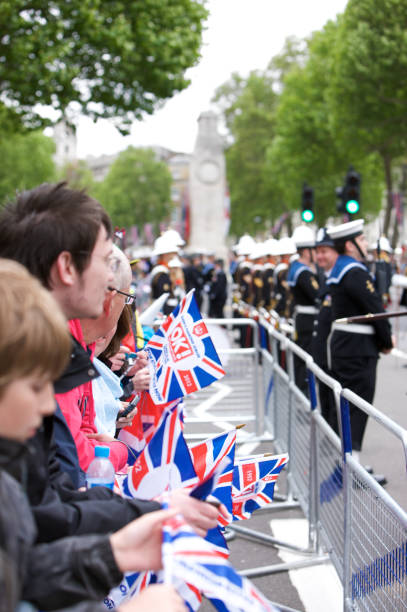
383, 155, 393, 237
392, 163, 407, 248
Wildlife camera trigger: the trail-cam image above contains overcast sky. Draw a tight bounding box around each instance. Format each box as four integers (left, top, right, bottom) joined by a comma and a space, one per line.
75, 0, 348, 159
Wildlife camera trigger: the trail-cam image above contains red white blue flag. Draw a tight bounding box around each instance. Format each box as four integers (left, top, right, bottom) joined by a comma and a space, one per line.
104, 571, 154, 609
161, 514, 278, 612
146, 290, 225, 404
117, 403, 197, 499
118, 392, 181, 462
189, 430, 236, 523
232, 453, 288, 521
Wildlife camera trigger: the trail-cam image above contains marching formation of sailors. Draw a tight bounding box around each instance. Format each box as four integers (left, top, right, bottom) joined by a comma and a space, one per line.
231, 220, 396, 483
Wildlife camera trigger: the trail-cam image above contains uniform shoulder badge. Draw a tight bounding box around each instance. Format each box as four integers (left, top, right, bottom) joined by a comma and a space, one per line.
311, 277, 319, 290
366, 279, 375, 293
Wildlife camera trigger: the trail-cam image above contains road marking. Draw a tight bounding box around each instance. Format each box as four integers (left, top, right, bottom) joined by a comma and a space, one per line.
191, 381, 233, 416
270, 518, 343, 612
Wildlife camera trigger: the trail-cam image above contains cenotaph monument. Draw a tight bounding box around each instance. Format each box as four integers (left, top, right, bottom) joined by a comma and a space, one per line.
188, 111, 228, 257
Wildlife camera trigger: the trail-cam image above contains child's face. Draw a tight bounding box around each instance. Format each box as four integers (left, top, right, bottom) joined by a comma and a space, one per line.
0, 374, 55, 442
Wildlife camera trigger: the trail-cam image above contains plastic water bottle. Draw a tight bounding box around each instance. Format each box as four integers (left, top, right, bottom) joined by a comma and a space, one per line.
86, 446, 115, 490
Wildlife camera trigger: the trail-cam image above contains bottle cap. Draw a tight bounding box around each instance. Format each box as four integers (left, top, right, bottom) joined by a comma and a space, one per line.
94, 446, 110, 458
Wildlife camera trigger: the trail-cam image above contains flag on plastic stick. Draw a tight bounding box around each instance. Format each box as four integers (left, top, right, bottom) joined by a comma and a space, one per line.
189, 431, 236, 522
118, 391, 181, 462
189, 429, 237, 481
161, 514, 278, 612
232, 454, 288, 521
118, 403, 197, 499
146, 290, 225, 404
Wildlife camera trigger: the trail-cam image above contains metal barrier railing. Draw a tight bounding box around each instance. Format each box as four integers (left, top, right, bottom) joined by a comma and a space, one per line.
192, 308, 407, 610
183, 317, 271, 442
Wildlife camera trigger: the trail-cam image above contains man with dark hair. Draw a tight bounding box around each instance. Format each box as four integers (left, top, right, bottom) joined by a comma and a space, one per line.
0, 182, 220, 543
0, 182, 112, 295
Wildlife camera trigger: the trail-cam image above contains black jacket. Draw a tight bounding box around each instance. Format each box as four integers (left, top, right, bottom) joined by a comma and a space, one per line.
3, 334, 161, 545
328, 261, 392, 358
0, 437, 121, 612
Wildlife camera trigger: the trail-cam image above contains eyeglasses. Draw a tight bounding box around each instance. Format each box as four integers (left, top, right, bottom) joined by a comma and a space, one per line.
108, 286, 136, 305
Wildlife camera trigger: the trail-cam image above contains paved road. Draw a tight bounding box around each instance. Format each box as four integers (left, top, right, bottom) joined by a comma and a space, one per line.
183, 320, 407, 611
363, 350, 407, 511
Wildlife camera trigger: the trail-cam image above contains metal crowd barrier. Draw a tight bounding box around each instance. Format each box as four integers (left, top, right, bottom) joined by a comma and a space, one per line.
253, 314, 407, 610
183, 317, 270, 442
183, 309, 407, 610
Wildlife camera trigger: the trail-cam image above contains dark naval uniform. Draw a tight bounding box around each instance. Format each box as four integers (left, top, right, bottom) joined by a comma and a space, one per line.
233, 258, 253, 347
273, 262, 291, 318
287, 259, 319, 391
150, 264, 178, 316
311, 274, 335, 427
327, 254, 393, 450
262, 262, 275, 311
251, 263, 265, 308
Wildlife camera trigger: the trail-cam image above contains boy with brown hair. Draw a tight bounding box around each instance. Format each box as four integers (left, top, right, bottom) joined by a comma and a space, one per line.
0, 258, 185, 612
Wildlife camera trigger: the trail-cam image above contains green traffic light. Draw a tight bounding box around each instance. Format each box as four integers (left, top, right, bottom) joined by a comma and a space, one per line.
345, 200, 359, 214
301, 209, 314, 223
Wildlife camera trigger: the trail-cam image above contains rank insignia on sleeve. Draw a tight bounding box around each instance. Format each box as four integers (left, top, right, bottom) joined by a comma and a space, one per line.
311, 278, 319, 290
366, 280, 375, 293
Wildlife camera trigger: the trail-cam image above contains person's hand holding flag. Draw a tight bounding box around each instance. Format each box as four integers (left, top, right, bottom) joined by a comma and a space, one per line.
110, 508, 177, 573
165, 489, 229, 537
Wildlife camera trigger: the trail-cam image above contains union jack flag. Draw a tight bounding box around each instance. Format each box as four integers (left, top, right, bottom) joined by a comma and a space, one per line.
189, 430, 237, 523
104, 571, 154, 609
118, 403, 197, 500
118, 392, 181, 462
232, 453, 288, 521
146, 290, 225, 404
161, 514, 278, 612
189, 430, 236, 481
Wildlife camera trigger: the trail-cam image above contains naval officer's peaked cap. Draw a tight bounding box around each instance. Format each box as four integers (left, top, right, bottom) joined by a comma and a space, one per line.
326, 219, 364, 243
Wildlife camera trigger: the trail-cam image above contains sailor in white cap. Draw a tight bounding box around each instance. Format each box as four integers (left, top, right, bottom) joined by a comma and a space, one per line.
326, 220, 393, 478
150, 235, 180, 315
273, 237, 297, 318
287, 226, 319, 392
262, 238, 279, 311
368, 236, 394, 308
249, 242, 267, 308
232, 235, 254, 347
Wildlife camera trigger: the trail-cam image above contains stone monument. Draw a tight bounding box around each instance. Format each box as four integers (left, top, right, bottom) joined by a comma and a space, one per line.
188, 111, 228, 257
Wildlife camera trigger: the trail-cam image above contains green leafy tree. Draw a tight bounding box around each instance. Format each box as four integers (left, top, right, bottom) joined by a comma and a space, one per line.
266, 21, 383, 226
0, 131, 55, 205
96, 147, 172, 230
328, 0, 407, 242
59, 159, 95, 192
213, 37, 307, 237
213, 72, 279, 236
0, 0, 208, 132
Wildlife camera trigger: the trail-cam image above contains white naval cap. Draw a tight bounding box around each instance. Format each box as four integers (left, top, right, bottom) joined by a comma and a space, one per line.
371, 236, 392, 253
275, 236, 297, 256
326, 219, 364, 243
263, 238, 280, 256
249, 241, 268, 260
161, 228, 185, 247
152, 235, 180, 256
234, 234, 256, 256
291, 225, 315, 249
